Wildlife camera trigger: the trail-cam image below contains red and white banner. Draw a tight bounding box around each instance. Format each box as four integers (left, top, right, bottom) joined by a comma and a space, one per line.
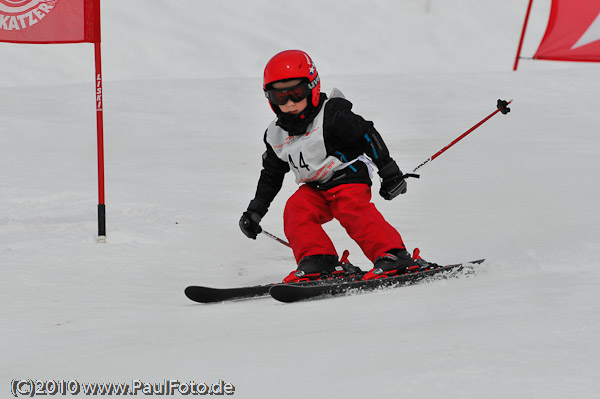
0, 0, 99, 44
534, 0, 600, 62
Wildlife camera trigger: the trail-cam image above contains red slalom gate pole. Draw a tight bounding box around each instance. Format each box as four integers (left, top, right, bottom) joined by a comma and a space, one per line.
409, 99, 512, 176
92, 0, 106, 243
94, 44, 106, 242
513, 0, 535, 71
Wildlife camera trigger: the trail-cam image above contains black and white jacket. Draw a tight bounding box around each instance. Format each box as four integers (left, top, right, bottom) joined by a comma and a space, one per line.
247, 90, 400, 217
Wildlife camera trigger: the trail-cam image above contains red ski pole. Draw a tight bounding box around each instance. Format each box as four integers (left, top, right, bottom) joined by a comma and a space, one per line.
261, 229, 291, 248
407, 99, 512, 177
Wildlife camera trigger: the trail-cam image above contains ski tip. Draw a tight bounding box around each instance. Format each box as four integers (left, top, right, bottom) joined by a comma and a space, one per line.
469, 259, 485, 264
268, 285, 295, 303
184, 286, 224, 304
184, 286, 194, 296
269, 284, 315, 303
184, 286, 205, 303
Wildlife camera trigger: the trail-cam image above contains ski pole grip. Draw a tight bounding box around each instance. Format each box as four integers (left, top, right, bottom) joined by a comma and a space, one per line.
497, 99, 511, 114
402, 173, 420, 179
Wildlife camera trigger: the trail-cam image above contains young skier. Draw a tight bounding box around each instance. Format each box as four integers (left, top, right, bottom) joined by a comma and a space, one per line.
239, 49, 435, 282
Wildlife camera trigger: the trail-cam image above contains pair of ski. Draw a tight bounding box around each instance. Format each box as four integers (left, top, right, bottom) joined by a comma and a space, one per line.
185, 258, 484, 304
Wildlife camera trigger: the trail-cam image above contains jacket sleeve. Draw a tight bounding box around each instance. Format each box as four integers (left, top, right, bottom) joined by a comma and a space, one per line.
246, 131, 290, 217
324, 97, 396, 170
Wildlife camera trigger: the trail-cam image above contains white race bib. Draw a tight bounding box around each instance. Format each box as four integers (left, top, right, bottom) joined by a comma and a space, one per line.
266, 95, 347, 184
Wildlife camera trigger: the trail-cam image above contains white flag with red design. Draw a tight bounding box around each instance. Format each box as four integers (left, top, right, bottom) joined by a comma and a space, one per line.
534, 0, 600, 62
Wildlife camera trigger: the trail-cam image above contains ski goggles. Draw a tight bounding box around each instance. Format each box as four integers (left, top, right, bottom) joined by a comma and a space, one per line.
264, 82, 311, 105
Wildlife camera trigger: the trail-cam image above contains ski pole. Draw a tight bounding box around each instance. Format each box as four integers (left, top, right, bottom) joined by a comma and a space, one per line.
261, 229, 354, 264
261, 101, 510, 251
261, 229, 291, 248
406, 99, 512, 178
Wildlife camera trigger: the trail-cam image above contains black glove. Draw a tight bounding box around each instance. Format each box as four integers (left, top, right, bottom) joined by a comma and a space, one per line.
378, 161, 407, 200
239, 211, 262, 239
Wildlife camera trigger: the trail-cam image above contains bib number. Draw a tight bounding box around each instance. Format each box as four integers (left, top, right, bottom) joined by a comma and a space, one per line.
288, 152, 310, 171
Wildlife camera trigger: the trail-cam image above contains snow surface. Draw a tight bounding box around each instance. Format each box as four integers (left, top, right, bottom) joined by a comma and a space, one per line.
2, 0, 600, 398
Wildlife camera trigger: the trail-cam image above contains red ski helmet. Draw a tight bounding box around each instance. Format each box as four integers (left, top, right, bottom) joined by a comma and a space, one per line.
263, 50, 321, 109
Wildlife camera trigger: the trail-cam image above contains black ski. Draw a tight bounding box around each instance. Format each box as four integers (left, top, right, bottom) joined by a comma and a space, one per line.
269, 259, 485, 303
185, 259, 484, 304
184, 284, 276, 303
184, 275, 364, 303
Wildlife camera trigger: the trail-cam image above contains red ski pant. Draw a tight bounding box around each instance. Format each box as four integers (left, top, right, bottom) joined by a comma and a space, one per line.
283, 183, 405, 264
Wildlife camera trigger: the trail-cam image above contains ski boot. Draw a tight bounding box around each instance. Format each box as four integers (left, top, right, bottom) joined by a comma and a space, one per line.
362, 248, 438, 280
283, 251, 362, 284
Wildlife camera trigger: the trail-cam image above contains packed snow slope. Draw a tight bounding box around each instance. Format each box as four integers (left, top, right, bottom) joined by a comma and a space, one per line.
1, 1, 599, 398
